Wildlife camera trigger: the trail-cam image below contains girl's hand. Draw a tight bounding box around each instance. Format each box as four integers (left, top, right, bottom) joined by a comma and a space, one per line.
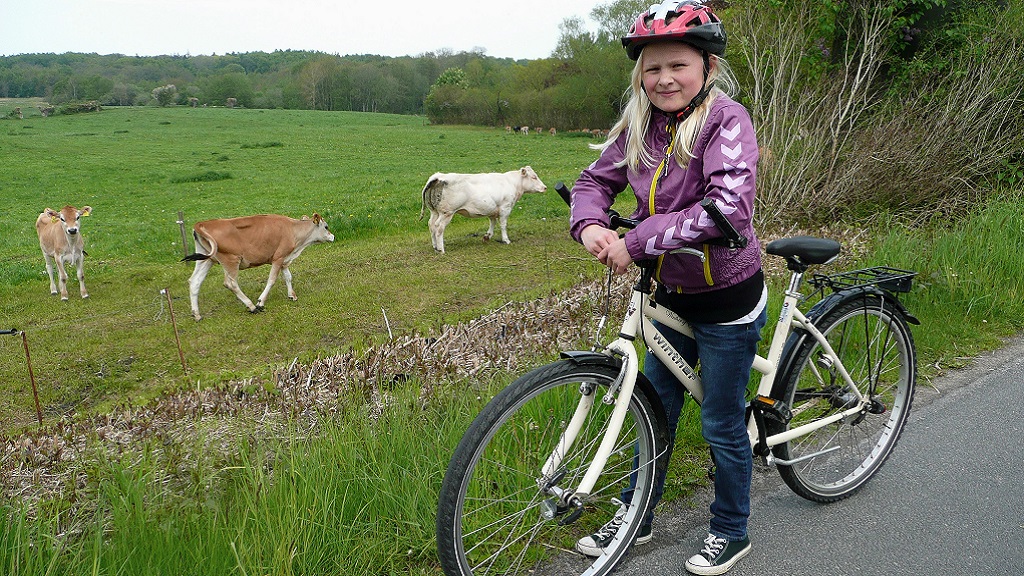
581, 224, 619, 258
581, 224, 633, 275
600, 238, 634, 275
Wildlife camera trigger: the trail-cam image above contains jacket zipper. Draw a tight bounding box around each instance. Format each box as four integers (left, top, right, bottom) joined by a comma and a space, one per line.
651, 123, 674, 285
649, 122, 715, 289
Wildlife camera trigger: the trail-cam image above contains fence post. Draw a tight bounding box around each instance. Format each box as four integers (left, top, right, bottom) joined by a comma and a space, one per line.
161, 288, 189, 379
2, 329, 43, 426
177, 210, 189, 259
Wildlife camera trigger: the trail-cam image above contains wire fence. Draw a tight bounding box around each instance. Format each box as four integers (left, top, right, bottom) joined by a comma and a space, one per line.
1, 209, 598, 434
1, 286, 195, 432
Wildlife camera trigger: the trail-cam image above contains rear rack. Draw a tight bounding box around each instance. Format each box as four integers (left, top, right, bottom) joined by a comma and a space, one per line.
810, 266, 917, 294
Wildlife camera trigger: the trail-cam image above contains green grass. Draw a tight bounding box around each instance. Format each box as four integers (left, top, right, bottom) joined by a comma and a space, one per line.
3, 105, 1024, 576
0, 105, 600, 431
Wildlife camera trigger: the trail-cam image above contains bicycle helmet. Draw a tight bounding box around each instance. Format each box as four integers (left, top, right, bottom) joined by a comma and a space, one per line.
622, 1, 727, 61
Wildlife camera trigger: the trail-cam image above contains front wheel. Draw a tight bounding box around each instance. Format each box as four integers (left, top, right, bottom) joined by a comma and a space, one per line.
436, 360, 664, 576
769, 294, 916, 502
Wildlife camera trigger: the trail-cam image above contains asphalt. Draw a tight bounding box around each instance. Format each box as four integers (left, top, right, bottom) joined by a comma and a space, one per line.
614, 335, 1024, 576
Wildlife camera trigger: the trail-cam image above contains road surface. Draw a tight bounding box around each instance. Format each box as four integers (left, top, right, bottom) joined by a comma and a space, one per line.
616, 336, 1024, 576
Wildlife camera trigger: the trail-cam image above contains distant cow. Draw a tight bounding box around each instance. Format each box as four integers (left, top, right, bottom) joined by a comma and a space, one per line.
418, 166, 547, 253
183, 213, 334, 320
35, 205, 92, 300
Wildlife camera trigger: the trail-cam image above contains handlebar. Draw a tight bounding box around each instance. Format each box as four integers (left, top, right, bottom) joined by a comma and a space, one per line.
700, 197, 748, 249
556, 181, 746, 248
555, 181, 639, 232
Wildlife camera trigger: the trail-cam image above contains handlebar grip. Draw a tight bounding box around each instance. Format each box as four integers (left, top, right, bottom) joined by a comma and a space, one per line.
700, 197, 748, 249
608, 210, 638, 231
554, 181, 572, 207
558, 181, 638, 230
0, 329, 19, 335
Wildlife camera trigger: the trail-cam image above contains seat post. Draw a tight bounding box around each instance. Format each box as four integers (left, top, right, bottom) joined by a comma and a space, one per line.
786, 270, 805, 297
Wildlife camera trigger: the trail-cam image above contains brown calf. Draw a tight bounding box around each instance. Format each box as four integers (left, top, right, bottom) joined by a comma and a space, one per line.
35, 205, 92, 300
183, 213, 334, 320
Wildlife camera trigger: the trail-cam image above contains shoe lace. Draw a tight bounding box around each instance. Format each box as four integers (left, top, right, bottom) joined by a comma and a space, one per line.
593, 498, 627, 539
700, 534, 727, 557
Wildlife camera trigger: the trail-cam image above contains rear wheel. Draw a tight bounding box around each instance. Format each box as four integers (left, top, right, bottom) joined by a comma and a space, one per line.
436, 360, 664, 576
769, 295, 915, 502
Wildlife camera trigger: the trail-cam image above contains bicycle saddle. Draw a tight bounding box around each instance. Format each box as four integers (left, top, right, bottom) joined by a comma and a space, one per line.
766, 236, 841, 271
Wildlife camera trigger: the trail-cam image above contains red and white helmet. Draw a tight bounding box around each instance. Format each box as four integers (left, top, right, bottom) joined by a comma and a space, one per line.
622, 1, 727, 61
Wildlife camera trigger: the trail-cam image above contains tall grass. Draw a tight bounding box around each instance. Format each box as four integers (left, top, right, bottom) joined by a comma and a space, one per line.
2, 383, 483, 575
4, 191, 1023, 575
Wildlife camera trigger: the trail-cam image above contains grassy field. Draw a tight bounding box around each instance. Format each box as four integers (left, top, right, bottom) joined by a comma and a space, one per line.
3, 103, 1024, 576
0, 104, 610, 432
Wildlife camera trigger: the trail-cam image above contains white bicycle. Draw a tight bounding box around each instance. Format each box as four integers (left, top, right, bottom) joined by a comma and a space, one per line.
436, 183, 918, 576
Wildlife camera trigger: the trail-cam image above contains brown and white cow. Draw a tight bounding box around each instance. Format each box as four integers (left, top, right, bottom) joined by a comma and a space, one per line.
183, 213, 334, 320
418, 166, 547, 254
35, 205, 92, 300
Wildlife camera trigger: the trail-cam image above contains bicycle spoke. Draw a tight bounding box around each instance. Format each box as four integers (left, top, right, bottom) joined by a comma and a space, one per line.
771, 295, 915, 502
437, 362, 662, 576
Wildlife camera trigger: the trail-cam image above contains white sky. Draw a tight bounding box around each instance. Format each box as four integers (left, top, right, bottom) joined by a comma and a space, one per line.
1, 0, 601, 60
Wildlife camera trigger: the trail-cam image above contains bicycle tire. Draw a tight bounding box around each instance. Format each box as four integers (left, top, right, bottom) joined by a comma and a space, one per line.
436, 359, 664, 576
768, 294, 916, 503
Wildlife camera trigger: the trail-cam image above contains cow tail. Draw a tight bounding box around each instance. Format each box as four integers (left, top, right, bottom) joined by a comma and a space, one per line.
181, 227, 216, 262
419, 177, 443, 220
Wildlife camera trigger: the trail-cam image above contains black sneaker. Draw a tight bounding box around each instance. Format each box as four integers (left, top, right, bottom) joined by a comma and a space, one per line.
684, 533, 751, 575
575, 500, 653, 557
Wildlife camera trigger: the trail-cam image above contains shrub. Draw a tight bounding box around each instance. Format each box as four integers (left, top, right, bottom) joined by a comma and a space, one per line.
732, 0, 1024, 226
152, 84, 177, 107
169, 171, 233, 184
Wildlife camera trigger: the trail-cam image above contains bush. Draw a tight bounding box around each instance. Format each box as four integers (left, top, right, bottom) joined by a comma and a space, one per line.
60, 101, 102, 115
732, 0, 1024, 226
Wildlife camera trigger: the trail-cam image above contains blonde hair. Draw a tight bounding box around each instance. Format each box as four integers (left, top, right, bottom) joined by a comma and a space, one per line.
594, 46, 739, 172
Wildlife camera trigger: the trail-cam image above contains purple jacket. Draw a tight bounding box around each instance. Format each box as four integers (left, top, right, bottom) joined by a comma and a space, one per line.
570, 95, 762, 294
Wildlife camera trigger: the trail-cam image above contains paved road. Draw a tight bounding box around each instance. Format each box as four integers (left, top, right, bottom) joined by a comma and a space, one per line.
617, 336, 1024, 576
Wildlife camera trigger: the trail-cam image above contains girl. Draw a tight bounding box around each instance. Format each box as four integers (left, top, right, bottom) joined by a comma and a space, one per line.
569, 2, 764, 574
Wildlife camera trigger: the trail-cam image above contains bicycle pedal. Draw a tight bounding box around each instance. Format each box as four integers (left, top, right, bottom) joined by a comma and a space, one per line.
751, 396, 792, 424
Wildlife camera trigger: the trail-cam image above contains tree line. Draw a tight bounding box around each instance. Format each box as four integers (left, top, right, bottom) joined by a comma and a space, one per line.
0, 49, 496, 115
2, 0, 1020, 218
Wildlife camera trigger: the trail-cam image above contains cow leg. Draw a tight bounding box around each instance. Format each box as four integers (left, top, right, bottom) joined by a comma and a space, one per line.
42, 252, 58, 296
75, 255, 88, 298
431, 212, 454, 254
484, 217, 496, 241
220, 260, 259, 313
256, 262, 283, 309
498, 208, 513, 244
55, 256, 70, 300
426, 211, 437, 250
188, 258, 214, 320
282, 268, 297, 301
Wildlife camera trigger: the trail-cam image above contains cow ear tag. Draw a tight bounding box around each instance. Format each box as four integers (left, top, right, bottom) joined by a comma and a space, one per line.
51, 216, 58, 223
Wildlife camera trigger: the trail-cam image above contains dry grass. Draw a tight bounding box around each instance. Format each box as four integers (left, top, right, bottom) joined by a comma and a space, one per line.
735, 1, 1024, 226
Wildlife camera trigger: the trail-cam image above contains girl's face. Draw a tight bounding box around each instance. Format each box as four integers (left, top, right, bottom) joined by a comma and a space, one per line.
640, 41, 710, 114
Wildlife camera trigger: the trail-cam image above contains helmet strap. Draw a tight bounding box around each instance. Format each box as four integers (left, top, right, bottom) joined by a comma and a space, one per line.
675, 52, 713, 124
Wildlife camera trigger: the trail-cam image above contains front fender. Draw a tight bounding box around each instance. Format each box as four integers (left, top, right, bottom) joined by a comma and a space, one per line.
559, 351, 669, 437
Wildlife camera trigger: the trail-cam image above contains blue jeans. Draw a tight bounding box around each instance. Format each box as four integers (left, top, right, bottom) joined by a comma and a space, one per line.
624, 309, 767, 541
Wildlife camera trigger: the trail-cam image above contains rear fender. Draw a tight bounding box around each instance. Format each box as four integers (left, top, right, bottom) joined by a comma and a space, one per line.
771, 286, 918, 398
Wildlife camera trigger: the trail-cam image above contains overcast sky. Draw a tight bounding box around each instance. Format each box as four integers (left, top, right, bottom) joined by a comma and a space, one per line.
1, 0, 602, 60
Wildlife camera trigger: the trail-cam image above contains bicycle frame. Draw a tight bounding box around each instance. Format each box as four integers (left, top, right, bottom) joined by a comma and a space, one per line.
544, 268, 871, 501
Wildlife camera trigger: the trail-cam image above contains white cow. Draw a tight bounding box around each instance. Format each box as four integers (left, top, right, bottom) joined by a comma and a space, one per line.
418, 166, 547, 253
35, 205, 92, 300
